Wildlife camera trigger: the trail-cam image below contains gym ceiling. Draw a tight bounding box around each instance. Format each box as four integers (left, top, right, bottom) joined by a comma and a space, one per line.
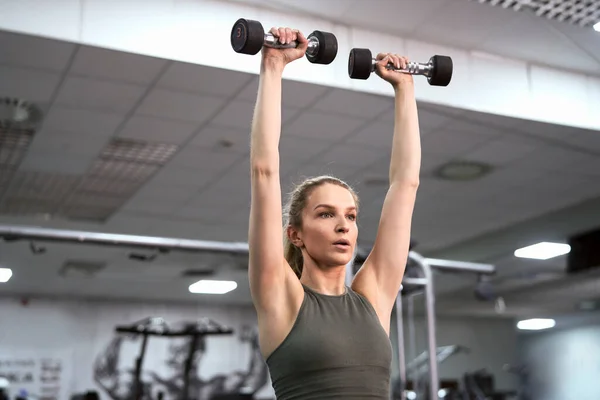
0, 0, 599, 322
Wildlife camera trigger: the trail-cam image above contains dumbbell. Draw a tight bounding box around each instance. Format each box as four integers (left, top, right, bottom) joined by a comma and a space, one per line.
348, 48, 453, 87
230, 18, 338, 65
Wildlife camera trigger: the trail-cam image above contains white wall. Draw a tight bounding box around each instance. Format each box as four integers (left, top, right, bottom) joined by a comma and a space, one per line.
517, 321, 600, 400
394, 314, 519, 392
0, 296, 519, 399
0, 296, 273, 400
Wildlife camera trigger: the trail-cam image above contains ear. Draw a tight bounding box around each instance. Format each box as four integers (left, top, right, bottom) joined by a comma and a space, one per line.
286, 225, 304, 248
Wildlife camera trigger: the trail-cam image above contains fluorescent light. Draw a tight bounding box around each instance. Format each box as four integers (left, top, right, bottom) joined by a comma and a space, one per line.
514, 242, 570, 260
0, 268, 12, 283
517, 318, 555, 331
189, 279, 237, 294
594, 21, 600, 32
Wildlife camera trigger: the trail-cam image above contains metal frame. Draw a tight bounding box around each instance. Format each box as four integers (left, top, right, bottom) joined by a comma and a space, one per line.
395, 251, 495, 400
0, 224, 496, 399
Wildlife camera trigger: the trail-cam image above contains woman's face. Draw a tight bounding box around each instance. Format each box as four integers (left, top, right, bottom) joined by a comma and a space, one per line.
293, 183, 358, 268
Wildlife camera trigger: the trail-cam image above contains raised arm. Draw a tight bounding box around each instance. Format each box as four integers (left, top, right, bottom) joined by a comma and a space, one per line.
353, 53, 421, 322
248, 27, 308, 313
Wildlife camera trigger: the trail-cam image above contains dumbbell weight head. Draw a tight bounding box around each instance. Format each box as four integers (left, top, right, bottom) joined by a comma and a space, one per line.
231, 18, 265, 55
306, 30, 339, 65
427, 55, 453, 87
348, 48, 374, 80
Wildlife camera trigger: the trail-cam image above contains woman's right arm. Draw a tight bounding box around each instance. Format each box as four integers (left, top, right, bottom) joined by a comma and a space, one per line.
248, 27, 307, 313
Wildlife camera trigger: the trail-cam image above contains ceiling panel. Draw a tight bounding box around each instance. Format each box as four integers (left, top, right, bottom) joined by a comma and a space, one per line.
42, 106, 125, 137
136, 89, 227, 123
0, 30, 75, 72
156, 62, 254, 97
411, 0, 519, 48
479, 12, 600, 74
210, 100, 299, 131
70, 45, 168, 85
284, 110, 367, 140
54, 76, 146, 114
188, 124, 249, 154
117, 115, 199, 145
236, 77, 333, 109
0, 66, 61, 103
311, 89, 393, 119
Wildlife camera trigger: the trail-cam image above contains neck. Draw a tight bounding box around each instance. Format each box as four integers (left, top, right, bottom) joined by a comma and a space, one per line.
300, 262, 347, 296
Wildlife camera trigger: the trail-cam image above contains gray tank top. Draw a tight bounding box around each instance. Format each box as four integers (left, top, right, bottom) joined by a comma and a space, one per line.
265, 284, 392, 399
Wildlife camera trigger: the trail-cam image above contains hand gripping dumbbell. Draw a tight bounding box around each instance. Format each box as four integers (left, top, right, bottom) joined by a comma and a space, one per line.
230, 18, 338, 65
348, 48, 453, 87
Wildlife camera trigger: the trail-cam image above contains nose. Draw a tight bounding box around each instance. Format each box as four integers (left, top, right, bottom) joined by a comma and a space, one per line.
336, 219, 350, 233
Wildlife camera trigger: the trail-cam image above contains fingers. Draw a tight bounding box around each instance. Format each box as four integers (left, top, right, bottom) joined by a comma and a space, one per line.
376, 52, 409, 69
269, 26, 301, 44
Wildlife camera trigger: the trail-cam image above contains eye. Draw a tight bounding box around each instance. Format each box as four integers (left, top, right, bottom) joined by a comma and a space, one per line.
319, 212, 333, 218
347, 214, 357, 221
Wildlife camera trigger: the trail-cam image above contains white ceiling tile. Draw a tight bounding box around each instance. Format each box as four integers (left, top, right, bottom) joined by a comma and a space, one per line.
150, 165, 214, 188
279, 135, 336, 164
411, 0, 518, 48
510, 145, 583, 172
54, 76, 146, 114
346, 119, 395, 148
421, 128, 494, 157
236, 77, 333, 109
478, 13, 600, 73
0, 30, 75, 72
120, 199, 180, 216
188, 124, 249, 155
549, 21, 600, 71
168, 145, 242, 171
463, 133, 540, 166
118, 115, 198, 145
28, 129, 110, 157
173, 202, 231, 222
43, 106, 125, 137
156, 62, 253, 97
210, 100, 299, 131
70, 45, 168, 85
310, 89, 392, 119
0, 66, 61, 103
136, 89, 226, 123
19, 150, 93, 175
286, 161, 363, 183
319, 143, 386, 170
284, 111, 366, 141
341, 0, 448, 35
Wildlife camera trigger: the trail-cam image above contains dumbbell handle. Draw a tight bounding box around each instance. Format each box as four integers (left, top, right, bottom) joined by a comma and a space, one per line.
371, 59, 433, 78
264, 32, 319, 57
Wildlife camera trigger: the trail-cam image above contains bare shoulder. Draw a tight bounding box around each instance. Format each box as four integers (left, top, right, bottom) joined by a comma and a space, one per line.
254, 264, 305, 359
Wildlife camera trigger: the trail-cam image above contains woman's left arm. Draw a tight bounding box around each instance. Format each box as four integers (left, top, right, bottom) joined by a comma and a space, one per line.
353, 52, 421, 317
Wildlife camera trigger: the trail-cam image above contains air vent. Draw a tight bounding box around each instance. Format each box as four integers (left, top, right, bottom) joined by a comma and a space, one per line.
471, 0, 600, 28
101, 138, 178, 165
59, 259, 106, 277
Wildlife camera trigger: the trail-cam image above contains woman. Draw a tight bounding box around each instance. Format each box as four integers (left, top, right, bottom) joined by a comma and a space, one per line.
248, 26, 420, 399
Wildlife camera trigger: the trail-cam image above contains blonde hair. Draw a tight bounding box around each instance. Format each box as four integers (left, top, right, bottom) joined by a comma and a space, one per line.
283, 175, 359, 279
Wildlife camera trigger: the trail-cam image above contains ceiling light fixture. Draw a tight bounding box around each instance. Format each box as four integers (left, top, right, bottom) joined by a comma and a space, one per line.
514, 242, 571, 260
0, 268, 13, 283
517, 318, 555, 331
0, 98, 43, 129
434, 160, 493, 181
189, 279, 237, 294
594, 21, 600, 32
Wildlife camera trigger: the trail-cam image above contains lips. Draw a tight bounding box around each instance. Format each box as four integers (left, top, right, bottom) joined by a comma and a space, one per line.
333, 239, 350, 246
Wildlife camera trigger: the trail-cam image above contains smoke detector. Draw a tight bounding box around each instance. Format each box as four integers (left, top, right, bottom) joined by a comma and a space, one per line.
0, 98, 44, 129
434, 160, 493, 181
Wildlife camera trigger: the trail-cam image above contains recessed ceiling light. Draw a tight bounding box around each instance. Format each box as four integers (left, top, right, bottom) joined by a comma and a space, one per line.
594, 21, 600, 32
517, 318, 555, 331
189, 279, 237, 294
0, 98, 43, 128
434, 160, 492, 181
514, 242, 571, 260
0, 268, 13, 283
